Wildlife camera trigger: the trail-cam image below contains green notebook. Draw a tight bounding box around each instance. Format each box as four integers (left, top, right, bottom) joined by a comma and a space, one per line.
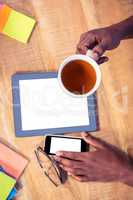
0, 171, 16, 200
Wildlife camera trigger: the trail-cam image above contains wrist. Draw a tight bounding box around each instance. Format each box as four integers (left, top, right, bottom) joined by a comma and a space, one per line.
110, 16, 133, 40
109, 23, 126, 41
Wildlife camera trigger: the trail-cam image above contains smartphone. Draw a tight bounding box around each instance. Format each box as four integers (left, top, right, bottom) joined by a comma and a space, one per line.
44, 135, 88, 155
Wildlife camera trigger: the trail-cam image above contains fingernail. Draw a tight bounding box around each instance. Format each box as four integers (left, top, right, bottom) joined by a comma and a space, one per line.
56, 151, 62, 156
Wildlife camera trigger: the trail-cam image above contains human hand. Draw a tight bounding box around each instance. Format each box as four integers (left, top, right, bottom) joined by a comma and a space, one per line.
76, 25, 122, 64
54, 133, 133, 185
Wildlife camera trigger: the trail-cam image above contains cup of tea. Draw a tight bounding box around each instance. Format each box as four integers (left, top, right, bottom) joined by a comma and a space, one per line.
58, 50, 101, 98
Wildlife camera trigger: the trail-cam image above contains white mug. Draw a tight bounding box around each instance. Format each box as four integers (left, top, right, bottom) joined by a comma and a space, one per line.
58, 50, 101, 98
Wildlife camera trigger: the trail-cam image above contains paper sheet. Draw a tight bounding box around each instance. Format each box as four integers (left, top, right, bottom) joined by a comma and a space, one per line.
3, 9, 36, 43
0, 171, 16, 200
0, 142, 28, 179
19, 78, 89, 131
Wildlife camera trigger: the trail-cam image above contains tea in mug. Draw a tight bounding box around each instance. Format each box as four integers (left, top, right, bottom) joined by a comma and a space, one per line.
61, 60, 96, 95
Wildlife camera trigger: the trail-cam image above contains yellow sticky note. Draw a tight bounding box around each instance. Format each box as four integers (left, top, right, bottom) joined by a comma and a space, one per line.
0, 171, 16, 200
2, 9, 36, 43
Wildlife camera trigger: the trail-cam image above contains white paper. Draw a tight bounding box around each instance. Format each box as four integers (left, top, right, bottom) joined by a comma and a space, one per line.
50, 137, 81, 153
19, 78, 89, 130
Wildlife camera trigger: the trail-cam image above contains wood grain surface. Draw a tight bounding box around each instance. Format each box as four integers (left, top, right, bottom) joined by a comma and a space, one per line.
0, 0, 133, 199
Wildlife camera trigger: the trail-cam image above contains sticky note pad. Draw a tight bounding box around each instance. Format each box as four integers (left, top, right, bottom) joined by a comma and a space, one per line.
2, 8, 36, 43
0, 171, 16, 200
0, 142, 28, 179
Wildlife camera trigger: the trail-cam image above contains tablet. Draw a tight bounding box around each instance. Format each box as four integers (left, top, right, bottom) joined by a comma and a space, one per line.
12, 72, 97, 137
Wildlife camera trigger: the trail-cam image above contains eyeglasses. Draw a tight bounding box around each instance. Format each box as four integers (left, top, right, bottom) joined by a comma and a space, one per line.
34, 146, 67, 187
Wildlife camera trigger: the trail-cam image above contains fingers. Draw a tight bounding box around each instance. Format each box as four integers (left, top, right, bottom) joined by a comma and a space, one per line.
91, 41, 107, 61
70, 174, 112, 182
56, 151, 86, 161
93, 43, 106, 57
76, 45, 88, 55
71, 175, 100, 182
60, 165, 85, 176
81, 132, 108, 150
54, 155, 83, 168
54, 155, 87, 176
76, 33, 96, 54
71, 175, 89, 182
71, 174, 99, 182
76, 32, 108, 62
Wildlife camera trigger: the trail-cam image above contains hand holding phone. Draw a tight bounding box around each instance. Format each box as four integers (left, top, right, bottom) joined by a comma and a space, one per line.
44, 135, 88, 155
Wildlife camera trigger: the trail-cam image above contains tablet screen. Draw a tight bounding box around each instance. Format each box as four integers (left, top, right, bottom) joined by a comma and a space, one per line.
19, 78, 89, 130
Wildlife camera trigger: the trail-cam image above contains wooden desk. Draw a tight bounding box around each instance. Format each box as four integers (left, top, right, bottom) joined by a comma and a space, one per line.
0, 0, 133, 199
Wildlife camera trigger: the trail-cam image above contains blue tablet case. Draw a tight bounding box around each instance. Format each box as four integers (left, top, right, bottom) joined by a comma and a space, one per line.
12, 72, 98, 137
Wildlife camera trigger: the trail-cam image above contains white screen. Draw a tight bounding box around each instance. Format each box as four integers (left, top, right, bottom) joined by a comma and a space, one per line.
50, 137, 81, 153
19, 78, 89, 130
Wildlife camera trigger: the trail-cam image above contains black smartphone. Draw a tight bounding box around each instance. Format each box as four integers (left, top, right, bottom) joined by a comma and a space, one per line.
44, 135, 88, 155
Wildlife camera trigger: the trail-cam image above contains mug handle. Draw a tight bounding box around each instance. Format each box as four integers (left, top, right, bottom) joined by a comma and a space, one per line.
86, 49, 94, 59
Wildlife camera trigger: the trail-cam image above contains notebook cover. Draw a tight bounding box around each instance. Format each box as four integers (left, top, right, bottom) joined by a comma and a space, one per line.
0, 141, 28, 179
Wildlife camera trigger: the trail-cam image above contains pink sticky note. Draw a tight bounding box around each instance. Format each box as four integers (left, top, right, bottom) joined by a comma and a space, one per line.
0, 142, 28, 179
0, 3, 3, 9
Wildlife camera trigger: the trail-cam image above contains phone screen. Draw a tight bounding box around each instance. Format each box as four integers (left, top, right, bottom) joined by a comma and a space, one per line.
50, 137, 82, 154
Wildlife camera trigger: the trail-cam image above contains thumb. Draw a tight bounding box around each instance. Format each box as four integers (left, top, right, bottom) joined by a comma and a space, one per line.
81, 132, 107, 150
92, 42, 106, 61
